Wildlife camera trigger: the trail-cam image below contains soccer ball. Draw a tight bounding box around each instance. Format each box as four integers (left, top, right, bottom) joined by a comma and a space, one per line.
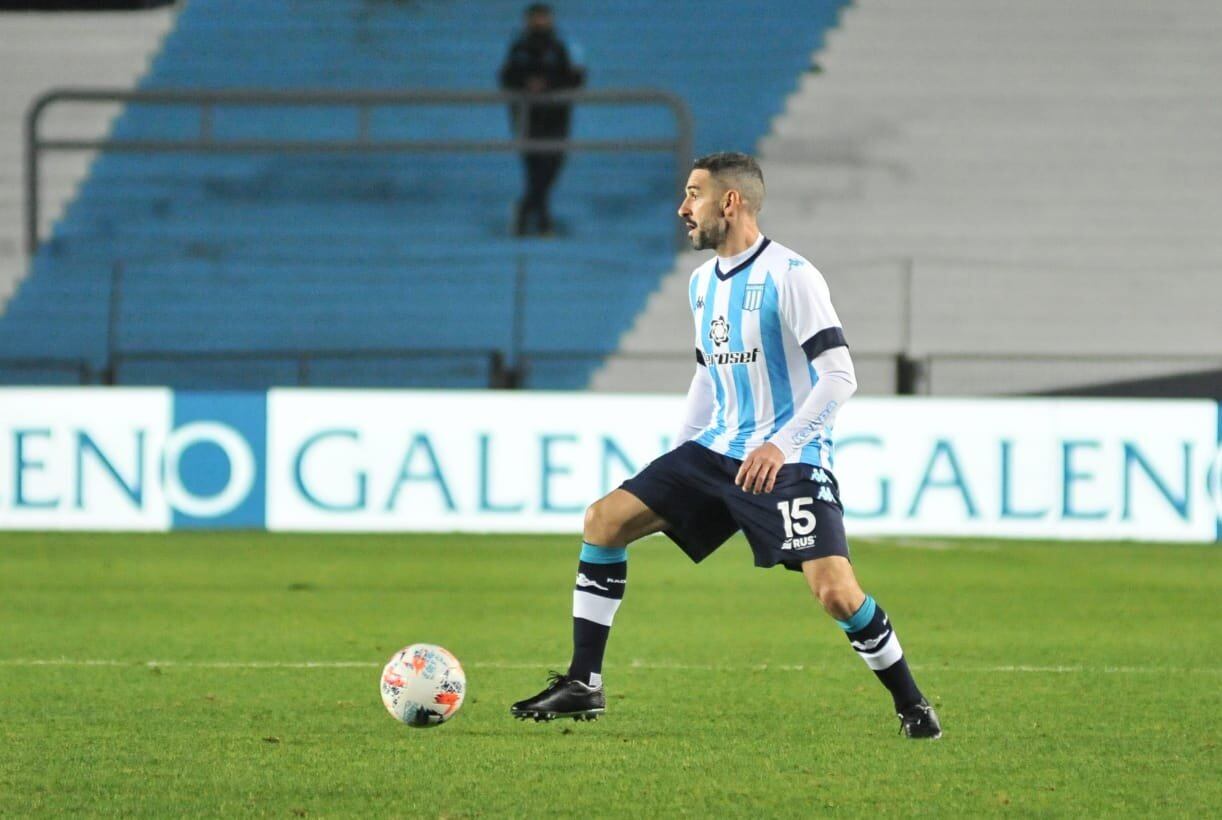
380, 643, 466, 727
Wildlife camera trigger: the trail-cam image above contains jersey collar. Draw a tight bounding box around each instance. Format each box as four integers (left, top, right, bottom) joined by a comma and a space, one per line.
714, 236, 771, 281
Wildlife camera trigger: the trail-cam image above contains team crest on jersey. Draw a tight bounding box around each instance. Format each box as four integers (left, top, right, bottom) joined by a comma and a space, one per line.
743, 284, 764, 312
709, 316, 730, 346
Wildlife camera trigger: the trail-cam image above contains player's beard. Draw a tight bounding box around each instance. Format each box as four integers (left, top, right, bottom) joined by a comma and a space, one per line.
690, 216, 728, 251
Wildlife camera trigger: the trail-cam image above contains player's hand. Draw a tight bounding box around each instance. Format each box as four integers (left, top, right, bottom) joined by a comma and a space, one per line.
735, 442, 786, 495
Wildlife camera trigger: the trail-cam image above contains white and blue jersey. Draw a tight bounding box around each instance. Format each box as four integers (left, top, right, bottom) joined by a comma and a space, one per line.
689, 235, 847, 467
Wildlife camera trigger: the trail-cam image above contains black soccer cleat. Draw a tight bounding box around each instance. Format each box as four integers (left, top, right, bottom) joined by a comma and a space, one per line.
510, 672, 606, 722
897, 698, 942, 739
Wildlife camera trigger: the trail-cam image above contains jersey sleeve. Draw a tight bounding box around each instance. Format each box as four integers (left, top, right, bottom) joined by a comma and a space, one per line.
767, 345, 857, 458
675, 365, 714, 447
689, 270, 707, 366
777, 262, 847, 360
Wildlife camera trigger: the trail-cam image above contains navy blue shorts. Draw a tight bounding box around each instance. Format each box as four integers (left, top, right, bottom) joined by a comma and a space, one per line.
620, 441, 850, 571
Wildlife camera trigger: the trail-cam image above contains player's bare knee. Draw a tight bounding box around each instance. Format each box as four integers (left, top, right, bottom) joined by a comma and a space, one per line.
582, 500, 623, 547
815, 583, 863, 621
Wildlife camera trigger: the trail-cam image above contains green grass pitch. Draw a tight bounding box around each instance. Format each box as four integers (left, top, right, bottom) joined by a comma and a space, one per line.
1, 532, 1219, 817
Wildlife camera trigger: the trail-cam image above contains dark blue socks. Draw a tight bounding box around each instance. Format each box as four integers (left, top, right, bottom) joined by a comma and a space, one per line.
567, 542, 627, 687
837, 595, 924, 711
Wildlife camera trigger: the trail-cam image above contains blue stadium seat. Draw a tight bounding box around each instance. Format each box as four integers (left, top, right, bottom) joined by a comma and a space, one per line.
0, 0, 848, 388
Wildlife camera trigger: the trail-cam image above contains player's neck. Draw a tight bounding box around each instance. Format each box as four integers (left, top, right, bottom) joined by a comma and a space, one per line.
716, 224, 762, 261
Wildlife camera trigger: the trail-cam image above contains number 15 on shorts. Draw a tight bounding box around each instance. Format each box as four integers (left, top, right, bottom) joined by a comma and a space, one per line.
777, 497, 817, 548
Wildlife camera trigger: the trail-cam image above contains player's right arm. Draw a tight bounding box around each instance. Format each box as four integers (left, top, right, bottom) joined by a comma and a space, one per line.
673, 363, 713, 449
675, 269, 714, 448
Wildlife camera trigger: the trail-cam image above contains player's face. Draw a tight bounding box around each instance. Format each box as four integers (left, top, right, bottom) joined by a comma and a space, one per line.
678, 170, 728, 251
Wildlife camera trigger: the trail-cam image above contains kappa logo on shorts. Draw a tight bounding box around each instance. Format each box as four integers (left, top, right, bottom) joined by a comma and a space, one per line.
818, 486, 836, 503
811, 468, 830, 484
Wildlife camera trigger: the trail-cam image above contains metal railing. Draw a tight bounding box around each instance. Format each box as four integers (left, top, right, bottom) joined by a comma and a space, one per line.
6, 251, 1219, 393
14, 82, 1222, 396
109, 348, 509, 388
24, 87, 694, 254
0, 357, 93, 384
914, 352, 1222, 398
10, 252, 637, 389
8, 349, 1217, 395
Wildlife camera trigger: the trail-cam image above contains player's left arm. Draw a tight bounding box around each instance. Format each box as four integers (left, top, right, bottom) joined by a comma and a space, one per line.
735, 262, 855, 494
735, 347, 857, 493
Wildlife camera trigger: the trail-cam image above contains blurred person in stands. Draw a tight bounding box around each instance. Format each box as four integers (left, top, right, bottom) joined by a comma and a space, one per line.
498, 3, 585, 237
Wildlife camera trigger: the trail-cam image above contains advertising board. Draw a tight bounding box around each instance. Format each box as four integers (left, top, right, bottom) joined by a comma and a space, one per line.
1, 388, 1218, 542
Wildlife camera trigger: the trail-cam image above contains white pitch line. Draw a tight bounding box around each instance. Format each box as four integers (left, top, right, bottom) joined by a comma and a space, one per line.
0, 658, 1217, 675
0, 659, 379, 670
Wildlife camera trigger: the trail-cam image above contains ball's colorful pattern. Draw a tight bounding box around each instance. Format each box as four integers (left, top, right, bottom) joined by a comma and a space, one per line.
380, 643, 466, 727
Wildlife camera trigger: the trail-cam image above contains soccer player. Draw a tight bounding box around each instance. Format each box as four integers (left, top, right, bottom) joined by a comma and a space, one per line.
511, 152, 942, 739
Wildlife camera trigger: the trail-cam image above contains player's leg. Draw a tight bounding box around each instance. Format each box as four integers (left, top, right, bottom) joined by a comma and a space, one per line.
568, 489, 667, 684
512, 442, 738, 722
801, 556, 941, 739
511, 489, 667, 721
584, 486, 670, 546
728, 462, 941, 738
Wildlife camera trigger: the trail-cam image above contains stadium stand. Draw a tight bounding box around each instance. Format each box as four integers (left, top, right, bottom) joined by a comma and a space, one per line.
0, 5, 174, 313
0, 0, 849, 389
597, 0, 1222, 396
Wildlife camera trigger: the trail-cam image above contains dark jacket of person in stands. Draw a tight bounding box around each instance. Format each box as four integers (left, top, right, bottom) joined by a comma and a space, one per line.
498, 5, 585, 140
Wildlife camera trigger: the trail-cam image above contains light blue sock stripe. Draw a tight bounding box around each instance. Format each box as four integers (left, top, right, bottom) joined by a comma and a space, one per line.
580, 542, 627, 564
836, 595, 876, 632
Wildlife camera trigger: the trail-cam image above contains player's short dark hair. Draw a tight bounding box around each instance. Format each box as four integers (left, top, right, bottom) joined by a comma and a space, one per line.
525, 3, 552, 15
692, 152, 765, 214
